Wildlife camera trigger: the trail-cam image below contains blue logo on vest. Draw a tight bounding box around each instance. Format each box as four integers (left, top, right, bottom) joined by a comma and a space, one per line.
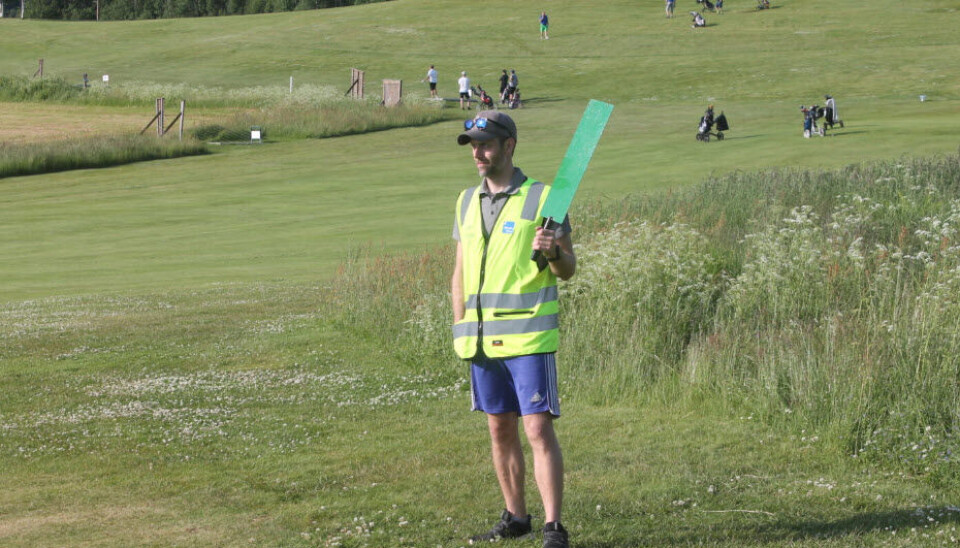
502, 221, 515, 234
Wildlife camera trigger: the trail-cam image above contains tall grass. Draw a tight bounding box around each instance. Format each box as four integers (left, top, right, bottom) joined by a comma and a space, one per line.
0, 75, 417, 109
0, 134, 208, 179
192, 100, 452, 142
331, 153, 960, 479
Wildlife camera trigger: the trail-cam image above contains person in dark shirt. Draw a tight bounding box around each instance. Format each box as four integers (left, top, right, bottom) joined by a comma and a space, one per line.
499, 70, 510, 104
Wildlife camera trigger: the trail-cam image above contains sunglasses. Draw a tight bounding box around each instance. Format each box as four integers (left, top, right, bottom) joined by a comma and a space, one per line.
463, 117, 510, 132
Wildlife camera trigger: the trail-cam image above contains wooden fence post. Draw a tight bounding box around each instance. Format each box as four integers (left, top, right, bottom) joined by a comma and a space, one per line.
157, 97, 165, 138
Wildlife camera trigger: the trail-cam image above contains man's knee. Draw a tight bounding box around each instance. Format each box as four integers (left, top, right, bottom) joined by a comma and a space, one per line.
488, 414, 520, 445
522, 413, 558, 447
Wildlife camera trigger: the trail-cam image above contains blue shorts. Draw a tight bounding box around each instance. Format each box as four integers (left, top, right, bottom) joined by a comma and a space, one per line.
470, 353, 560, 417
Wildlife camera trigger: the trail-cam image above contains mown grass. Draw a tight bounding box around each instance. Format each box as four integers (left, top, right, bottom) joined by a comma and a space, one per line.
0, 134, 208, 179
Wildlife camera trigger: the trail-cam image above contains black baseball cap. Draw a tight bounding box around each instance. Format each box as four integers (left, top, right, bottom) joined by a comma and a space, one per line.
457, 111, 518, 145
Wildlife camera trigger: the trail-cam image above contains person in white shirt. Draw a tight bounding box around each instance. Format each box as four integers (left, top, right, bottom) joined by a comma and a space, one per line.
425, 65, 439, 98
458, 71, 471, 110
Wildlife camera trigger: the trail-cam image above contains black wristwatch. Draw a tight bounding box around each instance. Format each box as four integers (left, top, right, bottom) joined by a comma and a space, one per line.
546, 246, 562, 262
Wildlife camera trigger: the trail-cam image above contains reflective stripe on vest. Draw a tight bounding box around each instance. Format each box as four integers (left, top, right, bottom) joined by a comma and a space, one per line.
453, 178, 559, 359
464, 286, 558, 310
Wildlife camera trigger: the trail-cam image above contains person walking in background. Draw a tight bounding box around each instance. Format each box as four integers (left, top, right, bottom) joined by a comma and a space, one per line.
499, 69, 510, 105
716, 0, 724, 13
458, 71, 471, 110
539, 11, 550, 39
452, 111, 576, 548
424, 65, 439, 99
666, 0, 676, 18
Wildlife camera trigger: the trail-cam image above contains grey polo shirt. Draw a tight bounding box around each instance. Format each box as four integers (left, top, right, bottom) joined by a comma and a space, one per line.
452, 167, 572, 241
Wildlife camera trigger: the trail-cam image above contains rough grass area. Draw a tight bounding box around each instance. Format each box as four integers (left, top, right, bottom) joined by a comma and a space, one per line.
192, 101, 453, 142
384, 154, 960, 484
2, 229, 959, 546
0, 76, 348, 108
0, 134, 208, 179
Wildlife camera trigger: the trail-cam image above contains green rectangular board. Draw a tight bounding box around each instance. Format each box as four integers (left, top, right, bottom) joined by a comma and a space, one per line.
539, 99, 615, 222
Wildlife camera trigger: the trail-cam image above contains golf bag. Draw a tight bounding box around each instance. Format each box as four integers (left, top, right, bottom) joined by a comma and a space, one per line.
715, 112, 729, 132
508, 88, 522, 109
473, 85, 495, 109
697, 0, 716, 11
691, 11, 706, 27
696, 112, 727, 142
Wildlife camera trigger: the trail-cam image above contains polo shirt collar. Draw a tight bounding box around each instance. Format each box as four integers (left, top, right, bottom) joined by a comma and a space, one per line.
479, 168, 527, 196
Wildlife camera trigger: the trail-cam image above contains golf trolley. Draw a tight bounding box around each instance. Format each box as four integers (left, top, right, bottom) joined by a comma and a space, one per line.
472, 85, 496, 110
696, 111, 729, 142
801, 103, 844, 137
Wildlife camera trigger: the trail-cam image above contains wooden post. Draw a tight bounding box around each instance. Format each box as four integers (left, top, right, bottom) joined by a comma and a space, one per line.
21, 0, 24, 19
290, 76, 294, 94
157, 98, 165, 138
382, 79, 402, 107
34, 59, 43, 79
179, 100, 185, 141
347, 68, 365, 99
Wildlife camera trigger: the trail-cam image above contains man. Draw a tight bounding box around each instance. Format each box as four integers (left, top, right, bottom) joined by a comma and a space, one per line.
539, 11, 550, 39
425, 65, 439, 99
451, 111, 575, 548
458, 71, 471, 110
666, 0, 676, 18
824, 94, 837, 125
499, 69, 510, 105
506, 69, 519, 104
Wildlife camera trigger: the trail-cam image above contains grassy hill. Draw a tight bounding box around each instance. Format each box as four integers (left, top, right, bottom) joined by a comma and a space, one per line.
1, 2, 960, 547
2, 0, 959, 299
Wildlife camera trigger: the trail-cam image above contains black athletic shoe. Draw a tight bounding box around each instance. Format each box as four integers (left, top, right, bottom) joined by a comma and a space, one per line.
542, 521, 569, 548
470, 509, 532, 542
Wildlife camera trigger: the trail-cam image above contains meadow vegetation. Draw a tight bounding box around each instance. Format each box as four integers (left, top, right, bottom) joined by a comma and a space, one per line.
354, 153, 960, 484
0, 134, 208, 178
192, 100, 452, 141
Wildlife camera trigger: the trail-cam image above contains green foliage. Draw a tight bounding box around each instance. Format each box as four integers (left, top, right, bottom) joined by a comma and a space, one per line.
0, 134, 208, 178
21, 0, 391, 20
0, 76, 82, 102
338, 154, 960, 477
191, 101, 452, 141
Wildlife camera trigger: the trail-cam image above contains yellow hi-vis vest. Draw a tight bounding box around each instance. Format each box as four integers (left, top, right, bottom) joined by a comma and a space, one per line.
453, 178, 559, 360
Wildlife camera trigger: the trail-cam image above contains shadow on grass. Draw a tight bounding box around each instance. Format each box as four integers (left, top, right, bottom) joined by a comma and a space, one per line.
520, 95, 565, 106
572, 507, 960, 547
826, 130, 868, 137
719, 134, 765, 141
660, 507, 960, 546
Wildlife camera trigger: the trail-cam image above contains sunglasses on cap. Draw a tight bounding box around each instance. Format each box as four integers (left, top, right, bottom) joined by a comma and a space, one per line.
463, 117, 510, 132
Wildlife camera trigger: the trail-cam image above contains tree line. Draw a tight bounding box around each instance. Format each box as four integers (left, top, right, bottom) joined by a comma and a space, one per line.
2, 0, 389, 20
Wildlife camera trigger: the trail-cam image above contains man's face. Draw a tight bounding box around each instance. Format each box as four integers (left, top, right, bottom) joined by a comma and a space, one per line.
470, 138, 514, 179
